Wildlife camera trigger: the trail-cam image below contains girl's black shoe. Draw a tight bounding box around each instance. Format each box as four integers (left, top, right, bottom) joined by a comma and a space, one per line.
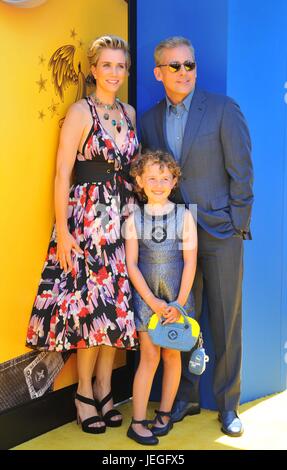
151, 410, 173, 436
127, 418, 159, 445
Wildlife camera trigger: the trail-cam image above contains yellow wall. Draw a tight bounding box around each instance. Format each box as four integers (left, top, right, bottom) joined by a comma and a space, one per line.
0, 0, 128, 387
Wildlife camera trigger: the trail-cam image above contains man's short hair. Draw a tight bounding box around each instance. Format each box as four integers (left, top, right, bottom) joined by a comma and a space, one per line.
154, 36, 195, 66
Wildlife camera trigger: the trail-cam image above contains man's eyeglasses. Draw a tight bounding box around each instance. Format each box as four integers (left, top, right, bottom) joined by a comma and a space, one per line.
157, 61, 196, 73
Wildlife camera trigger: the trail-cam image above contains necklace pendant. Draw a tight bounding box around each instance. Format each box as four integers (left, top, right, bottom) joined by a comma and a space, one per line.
116, 124, 122, 133
103, 113, 109, 120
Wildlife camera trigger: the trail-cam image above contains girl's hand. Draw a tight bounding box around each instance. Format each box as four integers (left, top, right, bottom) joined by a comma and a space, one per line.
150, 297, 168, 320
161, 306, 181, 325
56, 230, 83, 273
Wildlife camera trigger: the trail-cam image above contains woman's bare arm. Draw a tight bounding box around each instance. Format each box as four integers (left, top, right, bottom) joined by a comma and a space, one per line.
54, 102, 86, 272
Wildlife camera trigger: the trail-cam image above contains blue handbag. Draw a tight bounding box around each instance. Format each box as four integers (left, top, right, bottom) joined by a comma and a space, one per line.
147, 301, 200, 351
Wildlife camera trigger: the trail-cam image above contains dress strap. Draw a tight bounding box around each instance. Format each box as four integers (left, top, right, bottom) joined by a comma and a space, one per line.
85, 96, 98, 120
140, 205, 145, 240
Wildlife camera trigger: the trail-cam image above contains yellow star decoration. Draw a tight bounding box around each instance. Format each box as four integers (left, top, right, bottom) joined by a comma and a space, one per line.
38, 55, 45, 65
38, 110, 45, 121
70, 28, 77, 39
48, 99, 60, 118
36, 74, 47, 92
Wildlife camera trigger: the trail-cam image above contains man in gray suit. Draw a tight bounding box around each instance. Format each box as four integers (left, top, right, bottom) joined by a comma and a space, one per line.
140, 36, 254, 437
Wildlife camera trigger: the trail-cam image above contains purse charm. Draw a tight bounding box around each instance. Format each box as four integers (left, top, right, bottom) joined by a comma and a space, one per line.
188, 333, 209, 375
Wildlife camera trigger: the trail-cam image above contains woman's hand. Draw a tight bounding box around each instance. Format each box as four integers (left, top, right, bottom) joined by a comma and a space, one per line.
161, 306, 181, 325
56, 230, 83, 273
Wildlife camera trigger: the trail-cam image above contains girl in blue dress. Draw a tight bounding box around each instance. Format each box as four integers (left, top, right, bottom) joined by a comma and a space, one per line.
125, 150, 197, 445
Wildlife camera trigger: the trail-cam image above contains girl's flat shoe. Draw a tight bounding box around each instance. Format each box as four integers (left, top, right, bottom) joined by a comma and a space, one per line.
150, 409, 173, 436
127, 418, 159, 445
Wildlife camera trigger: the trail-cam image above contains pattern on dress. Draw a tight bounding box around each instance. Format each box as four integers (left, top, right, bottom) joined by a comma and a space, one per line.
26, 97, 139, 351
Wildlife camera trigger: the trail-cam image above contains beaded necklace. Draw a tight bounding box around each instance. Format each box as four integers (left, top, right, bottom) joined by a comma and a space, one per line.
91, 95, 124, 133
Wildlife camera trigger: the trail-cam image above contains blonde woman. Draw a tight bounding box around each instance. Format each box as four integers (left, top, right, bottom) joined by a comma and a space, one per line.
26, 35, 139, 434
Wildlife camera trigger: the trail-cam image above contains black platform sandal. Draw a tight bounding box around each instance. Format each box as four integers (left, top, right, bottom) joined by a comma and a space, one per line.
75, 393, 106, 434
151, 410, 173, 436
127, 418, 159, 445
95, 391, 123, 427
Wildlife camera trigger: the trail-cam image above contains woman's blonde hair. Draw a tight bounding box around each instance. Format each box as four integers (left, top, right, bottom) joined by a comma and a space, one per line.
130, 150, 181, 200
87, 34, 130, 69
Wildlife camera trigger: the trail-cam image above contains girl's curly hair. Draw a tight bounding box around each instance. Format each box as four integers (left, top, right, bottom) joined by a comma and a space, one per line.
130, 150, 181, 200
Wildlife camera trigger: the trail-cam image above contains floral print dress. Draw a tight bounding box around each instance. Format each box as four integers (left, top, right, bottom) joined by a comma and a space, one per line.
26, 97, 139, 352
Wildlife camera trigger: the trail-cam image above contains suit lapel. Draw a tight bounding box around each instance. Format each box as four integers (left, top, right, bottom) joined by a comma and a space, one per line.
155, 99, 173, 155
180, 88, 207, 167
154, 99, 166, 148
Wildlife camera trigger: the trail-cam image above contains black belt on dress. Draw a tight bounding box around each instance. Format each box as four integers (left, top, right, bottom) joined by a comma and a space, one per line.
74, 160, 131, 184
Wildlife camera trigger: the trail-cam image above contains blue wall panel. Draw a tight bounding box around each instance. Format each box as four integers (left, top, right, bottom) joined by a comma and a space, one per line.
136, 0, 287, 408
227, 0, 287, 401
137, 0, 228, 117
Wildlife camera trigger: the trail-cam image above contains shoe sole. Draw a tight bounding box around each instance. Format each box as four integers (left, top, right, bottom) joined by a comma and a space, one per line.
79, 425, 106, 434
172, 408, 201, 423
126, 430, 159, 446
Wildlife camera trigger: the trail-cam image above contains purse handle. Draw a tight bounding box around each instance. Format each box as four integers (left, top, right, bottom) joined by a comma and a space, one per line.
167, 301, 189, 317
167, 301, 191, 327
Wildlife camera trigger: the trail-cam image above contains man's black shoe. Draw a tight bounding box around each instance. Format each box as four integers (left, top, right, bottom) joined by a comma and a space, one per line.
171, 400, 201, 423
218, 411, 244, 437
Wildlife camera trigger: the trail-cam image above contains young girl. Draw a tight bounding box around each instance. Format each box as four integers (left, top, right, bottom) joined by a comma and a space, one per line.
125, 150, 198, 445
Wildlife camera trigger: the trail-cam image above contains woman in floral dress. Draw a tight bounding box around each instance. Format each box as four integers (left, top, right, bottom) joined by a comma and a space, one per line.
26, 35, 139, 434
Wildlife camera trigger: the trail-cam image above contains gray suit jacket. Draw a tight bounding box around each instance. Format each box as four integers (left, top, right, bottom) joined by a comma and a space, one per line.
140, 87, 254, 239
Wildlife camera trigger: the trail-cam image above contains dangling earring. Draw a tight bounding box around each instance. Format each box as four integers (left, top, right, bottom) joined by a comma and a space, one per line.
86, 73, 96, 86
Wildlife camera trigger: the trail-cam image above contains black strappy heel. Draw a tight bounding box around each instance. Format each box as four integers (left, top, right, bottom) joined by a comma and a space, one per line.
127, 418, 159, 445
95, 391, 123, 427
151, 410, 173, 436
75, 393, 106, 434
